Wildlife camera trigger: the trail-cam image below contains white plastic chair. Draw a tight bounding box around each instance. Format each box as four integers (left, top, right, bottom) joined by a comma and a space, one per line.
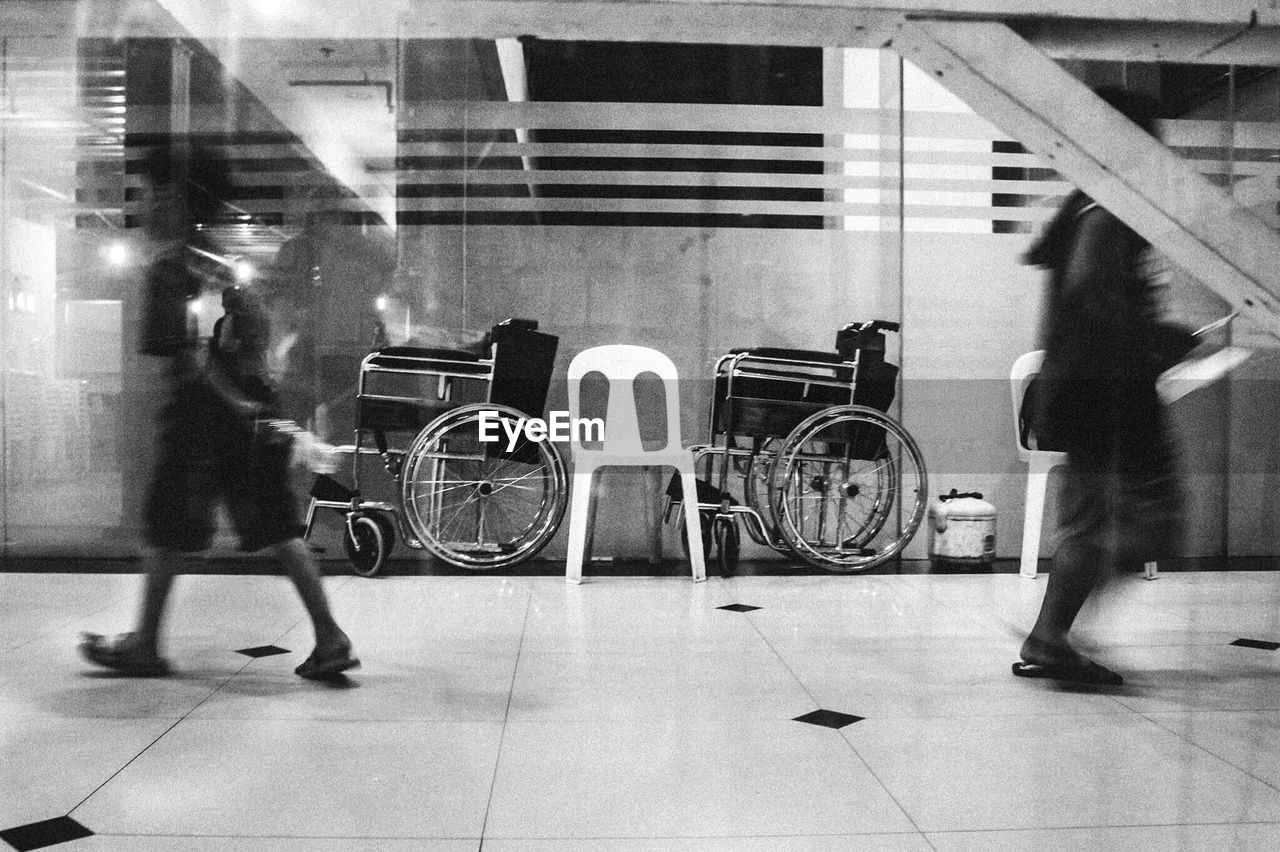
564, 345, 706, 584
1011, 351, 1156, 580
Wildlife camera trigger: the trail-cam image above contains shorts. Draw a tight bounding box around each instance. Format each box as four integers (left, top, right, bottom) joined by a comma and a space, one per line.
145, 380, 303, 553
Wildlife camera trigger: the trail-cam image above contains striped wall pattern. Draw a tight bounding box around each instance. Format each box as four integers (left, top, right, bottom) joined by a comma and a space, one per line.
75, 101, 1280, 240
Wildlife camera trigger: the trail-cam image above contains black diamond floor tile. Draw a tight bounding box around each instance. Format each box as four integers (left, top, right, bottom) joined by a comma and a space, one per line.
235, 644, 291, 658
717, 604, 761, 613
794, 709, 865, 729
0, 817, 93, 852
1231, 638, 1280, 651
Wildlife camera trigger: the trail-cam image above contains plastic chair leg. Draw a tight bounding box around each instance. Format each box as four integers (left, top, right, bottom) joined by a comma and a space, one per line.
565, 468, 597, 584
1020, 469, 1051, 579
677, 469, 707, 583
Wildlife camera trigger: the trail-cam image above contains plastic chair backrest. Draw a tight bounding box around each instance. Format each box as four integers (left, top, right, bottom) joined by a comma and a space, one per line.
567, 344, 683, 458
1010, 350, 1047, 459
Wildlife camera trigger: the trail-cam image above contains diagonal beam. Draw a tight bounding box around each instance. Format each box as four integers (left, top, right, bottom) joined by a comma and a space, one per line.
892, 19, 1280, 342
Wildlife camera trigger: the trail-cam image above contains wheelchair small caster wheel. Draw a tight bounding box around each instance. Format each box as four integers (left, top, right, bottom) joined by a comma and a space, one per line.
345, 513, 388, 578
372, 512, 396, 559
678, 511, 715, 563
713, 517, 740, 578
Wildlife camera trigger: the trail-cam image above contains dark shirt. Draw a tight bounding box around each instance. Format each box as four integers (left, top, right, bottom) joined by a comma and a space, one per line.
1027, 191, 1186, 467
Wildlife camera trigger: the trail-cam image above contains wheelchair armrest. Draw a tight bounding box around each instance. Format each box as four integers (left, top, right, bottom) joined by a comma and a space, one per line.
727, 347, 846, 365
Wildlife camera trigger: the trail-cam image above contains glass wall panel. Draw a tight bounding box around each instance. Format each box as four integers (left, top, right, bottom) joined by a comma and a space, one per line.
3, 4, 1279, 568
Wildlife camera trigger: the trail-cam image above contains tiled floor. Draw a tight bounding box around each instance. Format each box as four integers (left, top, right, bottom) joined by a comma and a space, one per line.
6, 569, 1280, 850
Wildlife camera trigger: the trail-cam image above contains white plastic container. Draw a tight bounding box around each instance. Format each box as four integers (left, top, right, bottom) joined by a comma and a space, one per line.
927, 489, 997, 569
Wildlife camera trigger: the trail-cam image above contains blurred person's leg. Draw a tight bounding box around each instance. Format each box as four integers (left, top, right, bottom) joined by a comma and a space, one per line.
231, 416, 358, 678
1021, 461, 1114, 668
79, 544, 182, 676
275, 537, 347, 648
134, 545, 180, 653
79, 383, 217, 675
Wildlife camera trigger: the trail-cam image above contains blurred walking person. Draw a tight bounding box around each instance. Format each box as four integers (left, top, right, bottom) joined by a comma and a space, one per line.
79, 143, 357, 680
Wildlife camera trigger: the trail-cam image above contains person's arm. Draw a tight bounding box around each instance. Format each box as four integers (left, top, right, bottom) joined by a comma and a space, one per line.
202, 360, 267, 419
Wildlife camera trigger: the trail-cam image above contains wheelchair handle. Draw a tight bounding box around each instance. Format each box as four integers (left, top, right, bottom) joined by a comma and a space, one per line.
845, 319, 900, 334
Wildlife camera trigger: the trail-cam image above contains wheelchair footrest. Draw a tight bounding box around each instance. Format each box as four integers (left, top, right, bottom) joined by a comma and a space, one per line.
665, 473, 737, 507
310, 474, 353, 503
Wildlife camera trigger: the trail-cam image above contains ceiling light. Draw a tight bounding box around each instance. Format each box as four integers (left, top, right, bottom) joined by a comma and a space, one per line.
106, 242, 127, 266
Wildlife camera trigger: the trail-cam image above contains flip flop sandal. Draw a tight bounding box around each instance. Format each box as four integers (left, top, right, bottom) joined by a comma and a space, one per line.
1012, 659, 1123, 686
294, 645, 360, 680
79, 632, 171, 677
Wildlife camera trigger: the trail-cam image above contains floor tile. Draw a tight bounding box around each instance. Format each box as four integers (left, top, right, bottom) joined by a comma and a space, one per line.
845, 713, 1280, 832
0, 574, 137, 651
0, 815, 93, 852
1145, 710, 1280, 788
329, 576, 531, 654
927, 823, 1280, 852
54, 575, 336, 654
9, 569, 1280, 846
0, 717, 177, 826
507, 646, 812, 722
520, 578, 755, 653
774, 635, 1128, 719
1103, 643, 1280, 712
484, 720, 917, 838
191, 636, 518, 722
793, 709, 864, 728
0, 631, 243, 720
71, 719, 502, 839
737, 578, 1004, 648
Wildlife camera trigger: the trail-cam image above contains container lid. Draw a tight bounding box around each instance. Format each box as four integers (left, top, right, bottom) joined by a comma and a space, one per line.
932, 488, 996, 520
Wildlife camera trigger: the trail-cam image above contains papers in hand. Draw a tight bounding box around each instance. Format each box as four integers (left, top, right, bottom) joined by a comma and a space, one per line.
292, 429, 340, 474
1157, 346, 1253, 404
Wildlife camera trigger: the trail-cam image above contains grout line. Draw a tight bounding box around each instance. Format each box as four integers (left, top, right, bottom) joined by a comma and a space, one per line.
834, 723, 935, 849
82, 828, 958, 841
1136, 707, 1280, 799
924, 818, 1280, 836
476, 580, 533, 849
63, 609, 308, 818
728, 590, 934, 845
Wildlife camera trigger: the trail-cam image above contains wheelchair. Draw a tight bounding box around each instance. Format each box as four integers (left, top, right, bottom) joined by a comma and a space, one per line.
667, 320, 928, 576
303, 319, 568, 576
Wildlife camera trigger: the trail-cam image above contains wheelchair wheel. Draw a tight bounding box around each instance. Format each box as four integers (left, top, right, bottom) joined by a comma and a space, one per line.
741, 438, 789, 550
400, 403, 567, 569
344, 513, 387, 578
770, 405, 926, 573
